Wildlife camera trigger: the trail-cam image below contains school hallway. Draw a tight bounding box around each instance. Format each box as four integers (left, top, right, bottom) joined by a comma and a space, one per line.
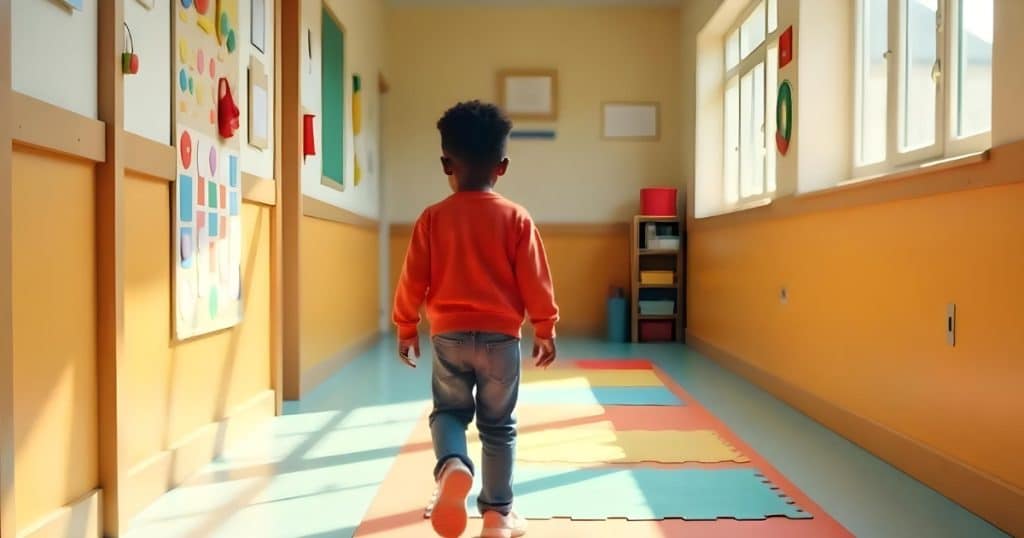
120, 338, 1005, 538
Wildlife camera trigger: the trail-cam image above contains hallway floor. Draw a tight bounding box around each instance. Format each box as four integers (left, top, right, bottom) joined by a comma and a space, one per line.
124, 339, 1007, 538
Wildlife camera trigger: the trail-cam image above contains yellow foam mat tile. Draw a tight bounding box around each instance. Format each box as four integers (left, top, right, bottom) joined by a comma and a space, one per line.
520, 368, 664, 388
468, 423, 749, 464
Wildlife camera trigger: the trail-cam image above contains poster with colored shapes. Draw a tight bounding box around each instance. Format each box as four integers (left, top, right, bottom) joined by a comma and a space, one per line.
174, 0, 243, 340
175, 127, 243, 339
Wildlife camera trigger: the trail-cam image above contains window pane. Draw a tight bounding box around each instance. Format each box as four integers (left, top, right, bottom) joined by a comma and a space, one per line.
901, 0, 938, 152
767, 46, 778, 192
740, 1, 767, 59
724, 77, 740, 204
857, 0, 888, 165
740, 63, 766, 199
768, 0, 778, 33
957, 0, 992, 137
726, 30, 740, 71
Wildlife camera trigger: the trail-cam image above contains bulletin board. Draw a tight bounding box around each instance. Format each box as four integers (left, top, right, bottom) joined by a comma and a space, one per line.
321, 5, 345, 190
173, 0, 244, 340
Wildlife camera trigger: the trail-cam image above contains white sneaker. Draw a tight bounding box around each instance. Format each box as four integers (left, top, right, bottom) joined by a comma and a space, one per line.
431, 458, 473, 537
480, 510, 527, 538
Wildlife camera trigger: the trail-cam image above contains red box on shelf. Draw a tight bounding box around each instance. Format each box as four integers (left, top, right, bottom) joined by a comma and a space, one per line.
639, 320, 674, 342
640, 188, 677, 216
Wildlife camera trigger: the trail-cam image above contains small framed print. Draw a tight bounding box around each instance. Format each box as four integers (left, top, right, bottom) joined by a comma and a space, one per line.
498, 69, 558, 121
602, 102, 660, 140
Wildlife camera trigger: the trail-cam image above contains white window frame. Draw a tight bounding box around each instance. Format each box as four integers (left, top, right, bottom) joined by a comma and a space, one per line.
722, 0, 779, 208
854, 0, 991, 178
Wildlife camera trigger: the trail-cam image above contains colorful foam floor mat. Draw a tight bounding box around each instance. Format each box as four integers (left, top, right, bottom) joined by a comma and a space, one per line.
354, 358, 853, 537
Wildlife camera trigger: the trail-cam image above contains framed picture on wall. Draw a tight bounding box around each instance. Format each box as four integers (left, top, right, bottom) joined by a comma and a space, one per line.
602, 102, 660, 140
248, 56, 269, 149
498, 69, 558, 121
251, 0, 267, 52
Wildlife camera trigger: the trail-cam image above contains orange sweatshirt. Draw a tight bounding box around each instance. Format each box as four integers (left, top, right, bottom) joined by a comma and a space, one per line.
393, 191, 559, 341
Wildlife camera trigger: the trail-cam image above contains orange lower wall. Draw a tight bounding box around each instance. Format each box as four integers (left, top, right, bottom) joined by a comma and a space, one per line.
11, 147, 98, 531
123, 175, 272, 472
389, 225, 630, 337
689, 180, 1024, 491
299, 216, 380, 377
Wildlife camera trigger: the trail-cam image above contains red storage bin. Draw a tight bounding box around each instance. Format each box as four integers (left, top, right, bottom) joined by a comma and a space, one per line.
640, 187, 677, 216
639, 320, 674, 342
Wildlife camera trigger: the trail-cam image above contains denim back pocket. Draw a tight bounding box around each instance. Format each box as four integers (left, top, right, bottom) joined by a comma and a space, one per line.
482, 337, 521, 386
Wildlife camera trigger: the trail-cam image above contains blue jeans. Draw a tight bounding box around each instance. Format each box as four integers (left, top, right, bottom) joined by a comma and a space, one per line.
430, 331, 520, 515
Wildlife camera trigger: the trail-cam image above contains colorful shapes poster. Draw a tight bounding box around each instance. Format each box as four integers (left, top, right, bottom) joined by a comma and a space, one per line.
175, 0, 242, 339
175, 127, 242, 339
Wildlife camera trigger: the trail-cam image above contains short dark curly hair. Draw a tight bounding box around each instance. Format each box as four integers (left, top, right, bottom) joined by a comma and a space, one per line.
437, 100, 512, 172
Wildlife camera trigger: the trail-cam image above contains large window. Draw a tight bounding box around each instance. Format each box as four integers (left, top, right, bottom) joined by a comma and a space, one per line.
723, 0, 778, 206
854, 0, 992, 173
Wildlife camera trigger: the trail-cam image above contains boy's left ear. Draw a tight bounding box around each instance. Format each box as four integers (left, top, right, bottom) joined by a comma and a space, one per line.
496, 157, 510, 176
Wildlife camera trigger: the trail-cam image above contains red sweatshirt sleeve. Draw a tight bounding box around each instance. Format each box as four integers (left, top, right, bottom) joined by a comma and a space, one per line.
515, 215, 559, 339
393, 211, 430, 340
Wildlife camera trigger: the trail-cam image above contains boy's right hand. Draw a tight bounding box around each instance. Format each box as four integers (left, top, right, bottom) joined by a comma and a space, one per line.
533, 338, 557, 369
398, 337, 420, 368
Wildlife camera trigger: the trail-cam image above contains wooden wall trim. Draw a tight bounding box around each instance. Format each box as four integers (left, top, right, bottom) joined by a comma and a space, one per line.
10, 92, 106, 163
118, 391, 274, 531
303, 196, 379, 229
14, 490, 101, 538
389, 221, 630, 236
299, 333, 380, 398
280, 0, 303, 401
686, 331, 1024, 537
95, 1, 126, 535
0, 0, 17, 535
242, 173, 277, 206
270, 0, 284, 415
123, 133, 174, 182
690, 140, 1024, 231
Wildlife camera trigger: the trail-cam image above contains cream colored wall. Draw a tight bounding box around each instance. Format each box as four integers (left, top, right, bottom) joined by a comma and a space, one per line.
301, 0, 386, 217
11, 147, 98, 532
123, 175, 272, 473
384, 5, 682, 224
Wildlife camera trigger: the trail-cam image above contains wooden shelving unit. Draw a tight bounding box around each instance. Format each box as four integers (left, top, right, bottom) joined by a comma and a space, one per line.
630, 216, 685, 343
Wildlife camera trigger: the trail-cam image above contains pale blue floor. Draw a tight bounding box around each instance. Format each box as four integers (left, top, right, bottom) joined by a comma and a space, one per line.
125, 338, 1008, 538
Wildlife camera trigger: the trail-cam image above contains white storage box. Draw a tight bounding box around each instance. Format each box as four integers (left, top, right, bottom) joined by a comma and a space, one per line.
639, 300, 675, 316
649, 236, 680, 250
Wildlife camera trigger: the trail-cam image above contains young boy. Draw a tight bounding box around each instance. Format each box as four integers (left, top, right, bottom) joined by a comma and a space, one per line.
393, 101, 559, 538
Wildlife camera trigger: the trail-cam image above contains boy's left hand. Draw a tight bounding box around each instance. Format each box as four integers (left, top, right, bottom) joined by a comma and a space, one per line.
398, 337, 420, 368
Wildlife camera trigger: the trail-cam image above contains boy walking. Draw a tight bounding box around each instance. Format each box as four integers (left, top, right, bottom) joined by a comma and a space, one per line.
393, 101, 559, 538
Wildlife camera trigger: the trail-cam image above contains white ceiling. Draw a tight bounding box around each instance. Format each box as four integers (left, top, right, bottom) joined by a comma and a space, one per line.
389, 0, 681, 6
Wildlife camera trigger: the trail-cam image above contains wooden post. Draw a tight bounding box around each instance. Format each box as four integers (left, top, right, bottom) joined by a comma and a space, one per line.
96, 0, 126, 534
0, 0, 16, 535
280, 0, 303, 400
269, 0, 285, 414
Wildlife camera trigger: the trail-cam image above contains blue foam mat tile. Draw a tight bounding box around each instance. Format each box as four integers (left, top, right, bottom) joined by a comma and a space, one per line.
425, 467, 812, 521
517, 386, 683, 406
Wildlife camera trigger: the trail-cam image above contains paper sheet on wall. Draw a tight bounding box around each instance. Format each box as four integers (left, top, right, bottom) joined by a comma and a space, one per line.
173, 0, 244, 340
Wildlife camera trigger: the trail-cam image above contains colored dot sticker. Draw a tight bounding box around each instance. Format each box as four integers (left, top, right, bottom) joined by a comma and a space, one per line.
188, 76, 194, 95
209, 58, 216, 79
197, 49, 205, 74
179, 130, 192, 168
226, 30, 236, 53
180, 0, 192, 8
220, 12, 229, 36
209, 146, 218, 175
209, 109, 216, 124
178, 69, 188, 92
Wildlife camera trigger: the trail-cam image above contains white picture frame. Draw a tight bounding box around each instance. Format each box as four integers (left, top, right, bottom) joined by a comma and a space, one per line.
498, 69, 558, 121
602, 102, 660, 140
250, 0, 266, 52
